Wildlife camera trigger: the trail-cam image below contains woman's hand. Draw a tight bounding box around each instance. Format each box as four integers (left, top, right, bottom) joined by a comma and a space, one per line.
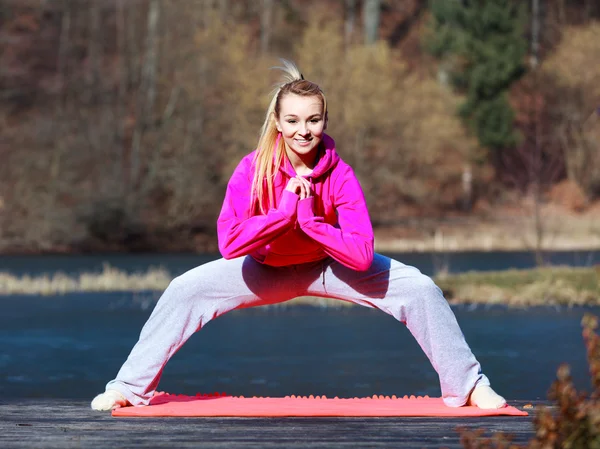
285, 176, 312, 200
285, 177, 304, 197
296, 176, 312, 200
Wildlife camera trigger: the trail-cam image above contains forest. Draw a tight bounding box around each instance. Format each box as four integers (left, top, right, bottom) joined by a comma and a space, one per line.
0, 0, 599, 254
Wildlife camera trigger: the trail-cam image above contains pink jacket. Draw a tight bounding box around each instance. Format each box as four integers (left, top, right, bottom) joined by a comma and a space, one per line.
217, 134, 374, 271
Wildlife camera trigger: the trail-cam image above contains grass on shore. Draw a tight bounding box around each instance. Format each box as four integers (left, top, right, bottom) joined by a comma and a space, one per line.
0, 264, 172, 296
0, 264, 598, 307
435, 265, 600, 307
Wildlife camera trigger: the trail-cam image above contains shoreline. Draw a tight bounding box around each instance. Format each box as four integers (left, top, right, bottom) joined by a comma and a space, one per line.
1, 230, 600, 257
373, 225, 600, 254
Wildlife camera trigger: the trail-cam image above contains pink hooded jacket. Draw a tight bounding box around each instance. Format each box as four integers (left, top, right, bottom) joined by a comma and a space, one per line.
217, 134, 374, 271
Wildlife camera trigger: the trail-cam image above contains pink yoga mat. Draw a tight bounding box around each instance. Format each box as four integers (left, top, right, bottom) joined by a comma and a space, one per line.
112, 392, 529, 417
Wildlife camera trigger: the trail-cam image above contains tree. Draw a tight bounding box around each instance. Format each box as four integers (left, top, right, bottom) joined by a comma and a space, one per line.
542, 22, 600, 200
297, 9, 481, 222
344, 0, 358, 48
363, 0, 381, 45
426, 0, 528, 155
529, 0, 540, 68
260, 0, 273, 54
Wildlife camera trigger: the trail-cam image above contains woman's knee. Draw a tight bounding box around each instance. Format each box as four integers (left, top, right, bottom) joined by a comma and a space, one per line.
417, 274, 447, 304
165, 274, 187, 294
162, 268, 211, 305
415, 274, 443, 295
395, 272, 444, 304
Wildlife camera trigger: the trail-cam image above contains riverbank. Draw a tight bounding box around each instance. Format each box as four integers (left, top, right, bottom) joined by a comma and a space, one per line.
1, 264, 598, 307
435, 266, 600, 307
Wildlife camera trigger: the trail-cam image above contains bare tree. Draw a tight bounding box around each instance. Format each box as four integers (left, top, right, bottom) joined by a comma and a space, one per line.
363, 0, 381, 45
260, 0, 273, 54
50, 0, 71, 182
87, 0, 101, 96
503, 72, 564, 265
556, 0, 566, 23
114, 0, 128, 192
344, 0, 357, 48
558, 102, 600, 200
530, 0, 541, 68
218, 0, 229, 21
584, 0, 595, 19
126, 0, 141, 87
130, 0, 159, 191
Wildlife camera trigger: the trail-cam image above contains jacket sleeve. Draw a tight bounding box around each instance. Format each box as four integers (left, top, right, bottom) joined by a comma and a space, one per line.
217, 159, 298, 259
297, 165, 374, 271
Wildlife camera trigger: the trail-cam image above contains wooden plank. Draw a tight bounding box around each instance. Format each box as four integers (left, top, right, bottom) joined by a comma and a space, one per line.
0, 400, 546, 448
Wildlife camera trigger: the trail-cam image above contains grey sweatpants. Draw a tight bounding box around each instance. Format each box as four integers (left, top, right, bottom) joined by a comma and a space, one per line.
106, 253, 489, 407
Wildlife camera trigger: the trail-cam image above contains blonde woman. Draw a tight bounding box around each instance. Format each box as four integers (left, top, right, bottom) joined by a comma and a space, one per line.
92, 60, 506, 411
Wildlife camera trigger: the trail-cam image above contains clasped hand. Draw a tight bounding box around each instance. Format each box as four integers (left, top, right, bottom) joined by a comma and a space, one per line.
285, 176, 312, 200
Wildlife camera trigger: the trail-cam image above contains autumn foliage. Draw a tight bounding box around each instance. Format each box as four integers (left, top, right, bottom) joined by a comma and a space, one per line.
0, 1, 598, 253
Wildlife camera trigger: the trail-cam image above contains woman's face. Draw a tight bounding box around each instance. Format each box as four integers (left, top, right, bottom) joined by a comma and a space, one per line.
275, 93, 326, 164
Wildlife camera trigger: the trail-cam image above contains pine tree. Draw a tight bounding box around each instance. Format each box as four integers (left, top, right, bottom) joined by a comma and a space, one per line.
426, 0, 527, 153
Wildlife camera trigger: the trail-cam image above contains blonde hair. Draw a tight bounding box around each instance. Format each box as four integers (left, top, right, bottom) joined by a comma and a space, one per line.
251, 59, 328, 214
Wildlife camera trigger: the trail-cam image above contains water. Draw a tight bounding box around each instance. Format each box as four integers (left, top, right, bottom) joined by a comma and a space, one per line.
0, 292, 596, 401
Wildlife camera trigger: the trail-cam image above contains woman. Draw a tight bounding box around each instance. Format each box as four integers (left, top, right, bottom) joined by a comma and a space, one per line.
92, 60, 506, 411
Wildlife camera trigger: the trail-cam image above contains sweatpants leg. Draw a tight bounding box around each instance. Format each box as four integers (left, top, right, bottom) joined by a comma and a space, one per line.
106, 256, 301, 406
306, 253, 489, 407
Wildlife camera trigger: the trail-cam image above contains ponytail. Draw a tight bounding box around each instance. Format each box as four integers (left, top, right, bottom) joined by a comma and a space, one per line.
251, 60, 327, 214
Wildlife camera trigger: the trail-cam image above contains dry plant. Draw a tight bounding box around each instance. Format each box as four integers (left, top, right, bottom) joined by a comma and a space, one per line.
0, 264, 171, 295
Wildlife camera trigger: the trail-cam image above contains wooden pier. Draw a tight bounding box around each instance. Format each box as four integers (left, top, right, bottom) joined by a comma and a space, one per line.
0, 400, 544, 448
